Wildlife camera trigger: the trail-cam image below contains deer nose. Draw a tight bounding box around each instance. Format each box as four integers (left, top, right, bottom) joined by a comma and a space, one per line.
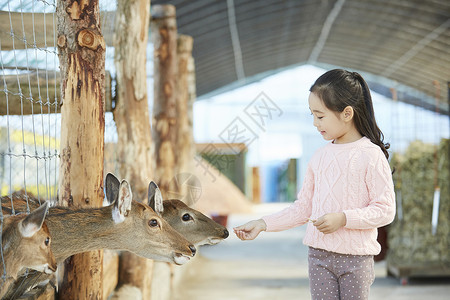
223, 229, 229, 239
189, 245, 196, 256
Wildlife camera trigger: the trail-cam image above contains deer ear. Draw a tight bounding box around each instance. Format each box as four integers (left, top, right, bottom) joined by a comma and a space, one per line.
112, 180, 133, 224
20, 202, 49, 238
148, 181, 164, 214
105, 173, 120, 205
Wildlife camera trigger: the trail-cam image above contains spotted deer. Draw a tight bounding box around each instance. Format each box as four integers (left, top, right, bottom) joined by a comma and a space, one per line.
0, 202, 57, 298
1, 174, 196, 299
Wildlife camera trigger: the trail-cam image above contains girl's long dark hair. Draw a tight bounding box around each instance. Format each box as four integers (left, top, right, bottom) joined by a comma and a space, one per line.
310, 69, 390, 159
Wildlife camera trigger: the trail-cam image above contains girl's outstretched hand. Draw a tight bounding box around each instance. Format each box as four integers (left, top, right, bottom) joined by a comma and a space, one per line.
233, 219, 267, 240
313, 212, 347, 234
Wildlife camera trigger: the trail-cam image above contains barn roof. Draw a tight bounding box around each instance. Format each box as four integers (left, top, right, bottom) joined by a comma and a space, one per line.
151, 0, 450, 114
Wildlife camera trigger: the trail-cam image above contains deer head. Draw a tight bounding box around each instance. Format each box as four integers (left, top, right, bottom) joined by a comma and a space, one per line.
0, 202, 56, 298
147, 181, 229, 246
103, 174, 196, 265
1, 202, 56, 277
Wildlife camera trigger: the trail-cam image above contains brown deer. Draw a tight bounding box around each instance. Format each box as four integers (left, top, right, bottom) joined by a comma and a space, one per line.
0, 202, 57, 298
1, 174, 196, 263
1, 174, 196, 298
146, 181, 229, 246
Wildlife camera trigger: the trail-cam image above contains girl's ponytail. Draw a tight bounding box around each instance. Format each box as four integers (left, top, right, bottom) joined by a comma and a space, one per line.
352, 72, 390, 160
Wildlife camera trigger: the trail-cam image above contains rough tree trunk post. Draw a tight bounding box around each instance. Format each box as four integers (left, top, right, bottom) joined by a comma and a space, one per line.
173, 34, 196, 205
151, 4, 178, 195
186, 46, 198, 201
113, 0, 154, 298
150, 5, 178, 300
113, 0, 153, 211
150, 34, 196, 300
56, 0, 106, 298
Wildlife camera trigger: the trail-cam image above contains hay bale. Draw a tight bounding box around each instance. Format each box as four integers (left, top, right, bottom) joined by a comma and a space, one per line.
388, 139, 450, 268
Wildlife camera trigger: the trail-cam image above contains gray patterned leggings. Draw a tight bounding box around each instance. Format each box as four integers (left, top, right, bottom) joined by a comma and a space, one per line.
308, 247, 375, 300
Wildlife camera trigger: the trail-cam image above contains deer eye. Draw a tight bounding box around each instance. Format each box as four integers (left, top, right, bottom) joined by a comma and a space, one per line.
149, 219, 159, 227
182, 213, 192, 221
45, 237, 50, 246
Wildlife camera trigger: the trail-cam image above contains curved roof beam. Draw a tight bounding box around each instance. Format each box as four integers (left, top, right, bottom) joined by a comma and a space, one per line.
308, 0, 346, 63
382, 18, 450, 77
227, 0, 245, 82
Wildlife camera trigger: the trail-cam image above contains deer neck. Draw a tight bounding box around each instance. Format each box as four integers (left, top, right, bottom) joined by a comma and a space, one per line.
1, 220, 24, 278
45, 206, 120, 261
0, 226, 22, 298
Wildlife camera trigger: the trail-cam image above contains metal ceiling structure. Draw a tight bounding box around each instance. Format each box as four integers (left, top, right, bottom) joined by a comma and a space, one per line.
152, 0, 450, 114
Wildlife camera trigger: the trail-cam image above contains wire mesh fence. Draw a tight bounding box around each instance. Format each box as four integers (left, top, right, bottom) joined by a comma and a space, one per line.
0, 0, 60, 291
0, 0, 60, 202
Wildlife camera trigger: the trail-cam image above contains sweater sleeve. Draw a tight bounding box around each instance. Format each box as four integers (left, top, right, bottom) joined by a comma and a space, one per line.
262, 163, 314, 232
343, 151, 396, 230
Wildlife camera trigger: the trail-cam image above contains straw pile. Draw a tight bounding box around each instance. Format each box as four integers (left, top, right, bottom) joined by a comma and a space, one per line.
191, 157, 253, 216
388, 139, 450, 269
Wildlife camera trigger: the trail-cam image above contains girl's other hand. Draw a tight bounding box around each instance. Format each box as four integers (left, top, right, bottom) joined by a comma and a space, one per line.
313, 212, 346, 234
233, 219, 267, 240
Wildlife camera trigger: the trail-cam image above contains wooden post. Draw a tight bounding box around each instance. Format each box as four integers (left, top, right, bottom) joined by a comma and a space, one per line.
172, 34, 196, 204
151, 34, 196, 300
102, 251, 119, 300
113, 0, 154, 298
150, 5, 178, 300
252, 167, 261, 203
113, 0, 153, 204
57, 0, 106, 298
151, 4, 178, 195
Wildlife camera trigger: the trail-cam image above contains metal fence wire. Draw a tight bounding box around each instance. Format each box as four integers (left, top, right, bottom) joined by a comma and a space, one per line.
0, 0, 60, 290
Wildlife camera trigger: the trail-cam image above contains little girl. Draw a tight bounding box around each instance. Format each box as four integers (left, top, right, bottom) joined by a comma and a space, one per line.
234, 69, 396, 300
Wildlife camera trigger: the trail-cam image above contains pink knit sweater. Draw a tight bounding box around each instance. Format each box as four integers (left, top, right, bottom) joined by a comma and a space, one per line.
262, 137, 396, 256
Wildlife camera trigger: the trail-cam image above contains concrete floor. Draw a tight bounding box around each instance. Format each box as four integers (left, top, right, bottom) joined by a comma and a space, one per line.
172, 203, 450, 300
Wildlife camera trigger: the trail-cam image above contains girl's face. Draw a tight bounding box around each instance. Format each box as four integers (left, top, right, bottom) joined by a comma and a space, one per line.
308, 92, 359, 144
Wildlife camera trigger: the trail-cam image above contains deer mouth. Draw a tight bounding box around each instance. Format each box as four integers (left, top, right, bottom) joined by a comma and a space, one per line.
33, 264, 56, 274
205, 229, 229, 245
173, 253, 191, 265
196, 237, 224, 246
208, 237, 223, 245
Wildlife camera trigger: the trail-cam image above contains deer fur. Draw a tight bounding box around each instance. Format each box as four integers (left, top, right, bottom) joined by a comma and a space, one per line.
0, 203, 56, 298
147, 181, 229, 246
2, 175, 196, 263
1, 174, 196, 299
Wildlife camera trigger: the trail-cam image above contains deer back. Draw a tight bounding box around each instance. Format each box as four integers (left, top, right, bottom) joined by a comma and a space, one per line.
147, 181, 229, 246
1, 190, 42, 213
